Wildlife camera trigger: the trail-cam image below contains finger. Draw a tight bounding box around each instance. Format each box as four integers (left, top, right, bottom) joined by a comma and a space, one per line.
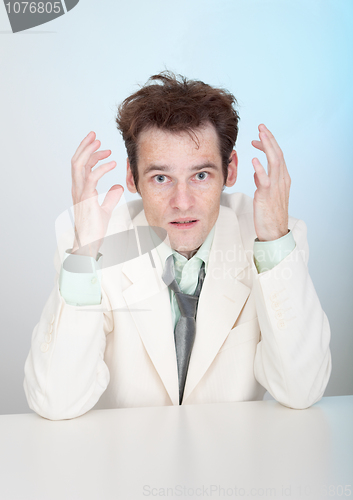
258, 124, 283, 159
259, 125, 291, 186
251, 140, 265, 152
285, 172, 291, 191
82, 161, 117, 199
252, 125, 280, 176
253, 172, 260, 189
252, 157, 270, 189
72, 131, 96, 163
85, 150, 113, 173
258, 131, 282, 179
72, 139, 102, 187
75, 139, 101, 170
101, 185, 124, 216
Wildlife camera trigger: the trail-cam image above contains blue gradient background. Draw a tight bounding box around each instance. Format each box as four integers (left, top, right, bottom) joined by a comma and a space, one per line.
0, 0, 352, 413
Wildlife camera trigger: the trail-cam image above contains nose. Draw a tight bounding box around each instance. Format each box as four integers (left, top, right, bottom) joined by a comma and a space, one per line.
170, 182, 195, 212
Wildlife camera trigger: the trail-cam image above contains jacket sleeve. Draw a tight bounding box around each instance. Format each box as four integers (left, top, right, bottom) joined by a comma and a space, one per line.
252, 218, 332, 409
23, 261, 114, 420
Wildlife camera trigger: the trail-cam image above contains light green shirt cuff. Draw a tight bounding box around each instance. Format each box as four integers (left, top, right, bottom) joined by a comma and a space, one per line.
58, 251, 102, 306
253, 230, 296, 273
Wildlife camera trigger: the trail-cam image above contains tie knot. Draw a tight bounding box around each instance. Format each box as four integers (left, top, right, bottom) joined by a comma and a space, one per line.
162, 254, 205, 297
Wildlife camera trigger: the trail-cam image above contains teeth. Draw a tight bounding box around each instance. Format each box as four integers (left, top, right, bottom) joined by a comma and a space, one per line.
176, 220, 193, 223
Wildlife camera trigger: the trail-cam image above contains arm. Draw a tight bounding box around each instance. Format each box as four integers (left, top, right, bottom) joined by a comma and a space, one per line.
23, 275, 113, 420
24, 132, 123, 420
250, 125, 331, 409
252, 217, 331, 409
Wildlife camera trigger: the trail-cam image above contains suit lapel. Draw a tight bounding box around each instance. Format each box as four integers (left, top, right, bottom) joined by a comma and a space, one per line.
183, 205, 251, 402
121, 210, 179, 406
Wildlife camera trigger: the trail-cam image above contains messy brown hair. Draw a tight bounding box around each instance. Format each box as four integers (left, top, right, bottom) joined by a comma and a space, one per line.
116, 71, 240, 190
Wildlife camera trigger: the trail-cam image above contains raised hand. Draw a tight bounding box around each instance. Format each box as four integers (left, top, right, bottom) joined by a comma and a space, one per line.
251, 124, 291, 242
71, 131, 124, 258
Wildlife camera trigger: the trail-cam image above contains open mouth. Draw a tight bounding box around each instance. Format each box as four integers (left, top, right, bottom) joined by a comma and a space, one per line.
171, 220, 197, 224
170, 220, 198, 228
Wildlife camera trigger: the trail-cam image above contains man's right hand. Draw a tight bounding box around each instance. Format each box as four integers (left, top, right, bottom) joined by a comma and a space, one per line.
71, 131, 124, 258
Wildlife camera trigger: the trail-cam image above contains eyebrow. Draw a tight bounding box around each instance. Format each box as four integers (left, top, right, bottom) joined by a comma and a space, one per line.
142, 162, 220, 176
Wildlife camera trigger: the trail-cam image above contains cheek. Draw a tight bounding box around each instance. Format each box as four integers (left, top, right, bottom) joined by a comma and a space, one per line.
199, 185, 222, 207
201, 188, 222, 222
141, 189, 168, 221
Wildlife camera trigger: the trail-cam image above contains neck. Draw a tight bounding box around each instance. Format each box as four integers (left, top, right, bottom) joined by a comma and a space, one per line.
175, 247, 200, 260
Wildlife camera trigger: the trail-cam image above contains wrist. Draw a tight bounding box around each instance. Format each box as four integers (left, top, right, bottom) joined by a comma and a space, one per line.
71, 244, 100, 260
255, 229, 290, 243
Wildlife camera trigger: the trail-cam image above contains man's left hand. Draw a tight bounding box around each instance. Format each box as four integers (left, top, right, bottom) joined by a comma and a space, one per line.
251, 124, 291, 242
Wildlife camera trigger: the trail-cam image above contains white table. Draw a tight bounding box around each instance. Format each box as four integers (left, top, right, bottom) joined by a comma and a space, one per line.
0, 396, 352, 500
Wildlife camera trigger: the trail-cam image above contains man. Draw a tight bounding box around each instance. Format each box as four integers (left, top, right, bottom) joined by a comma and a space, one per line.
24, 72, 331, 420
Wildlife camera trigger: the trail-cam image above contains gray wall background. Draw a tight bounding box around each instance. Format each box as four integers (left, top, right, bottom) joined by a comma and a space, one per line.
0, 0, 352, 414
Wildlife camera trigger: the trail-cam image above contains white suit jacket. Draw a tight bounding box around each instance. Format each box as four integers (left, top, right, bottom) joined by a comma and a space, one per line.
24, 193, 332, 420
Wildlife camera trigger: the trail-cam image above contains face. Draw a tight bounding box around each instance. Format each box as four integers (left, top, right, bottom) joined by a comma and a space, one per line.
126, 123, 237, 259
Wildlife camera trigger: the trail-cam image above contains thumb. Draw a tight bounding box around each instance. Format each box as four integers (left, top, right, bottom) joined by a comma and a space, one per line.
254, 172, 260, 189
102, 185, 124, 216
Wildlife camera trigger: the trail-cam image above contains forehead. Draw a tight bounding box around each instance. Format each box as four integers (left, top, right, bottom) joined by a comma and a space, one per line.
137, 123, 222, 170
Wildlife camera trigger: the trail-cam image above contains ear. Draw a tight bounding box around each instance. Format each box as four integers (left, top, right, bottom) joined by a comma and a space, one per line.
225, 150, 238, 187
126, 158, 137, 193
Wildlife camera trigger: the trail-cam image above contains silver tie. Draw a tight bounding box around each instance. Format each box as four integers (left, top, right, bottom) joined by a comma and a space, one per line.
162, 254, 205, 404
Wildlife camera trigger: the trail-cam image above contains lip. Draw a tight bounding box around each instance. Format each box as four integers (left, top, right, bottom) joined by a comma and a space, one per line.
169, 218, 199, 229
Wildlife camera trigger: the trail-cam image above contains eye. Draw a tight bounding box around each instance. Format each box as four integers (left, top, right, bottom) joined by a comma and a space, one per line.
195, 171, 208, 181
154, 174, 167, 184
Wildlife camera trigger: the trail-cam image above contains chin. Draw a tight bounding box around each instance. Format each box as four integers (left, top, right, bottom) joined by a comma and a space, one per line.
165, 222, 208, 254
170, 237, 203, 255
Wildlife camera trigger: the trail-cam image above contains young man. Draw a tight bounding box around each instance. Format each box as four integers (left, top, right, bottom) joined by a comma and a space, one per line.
24, 72, 331, 420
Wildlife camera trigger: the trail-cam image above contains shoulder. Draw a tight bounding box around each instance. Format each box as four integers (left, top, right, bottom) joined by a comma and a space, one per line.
220, 191, 254, 215
108, 198, 144, 231
220, 191, 304, 231
126, 198, 144, 220
219, 192, 256, 249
